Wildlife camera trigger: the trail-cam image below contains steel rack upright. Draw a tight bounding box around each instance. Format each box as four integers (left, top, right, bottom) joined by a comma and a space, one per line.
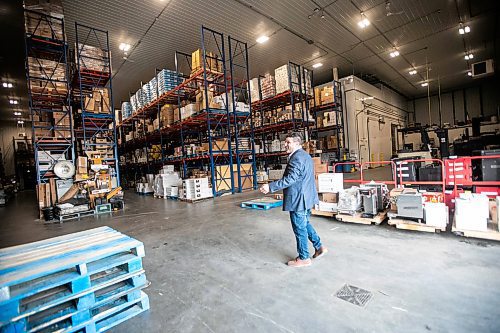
24, 9, 74, 184
227, 35, 257, 192
73, 22, 120, 186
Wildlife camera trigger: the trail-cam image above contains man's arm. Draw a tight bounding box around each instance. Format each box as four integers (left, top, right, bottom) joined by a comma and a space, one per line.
268, 157, 303, 193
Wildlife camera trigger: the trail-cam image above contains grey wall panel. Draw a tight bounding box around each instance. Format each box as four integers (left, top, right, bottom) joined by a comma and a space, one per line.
453, 90, 465, 123
440, 93, 454, 125
465, 86, 481, 119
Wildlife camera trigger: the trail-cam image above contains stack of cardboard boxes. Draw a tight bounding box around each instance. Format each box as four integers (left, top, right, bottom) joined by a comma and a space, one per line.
157, 69, 183, 96
260, 74, 276, 99
28, 57, 67, 93
313, 158, 343, 213
191, 49, 222, 75
314, 85, 335, 106
76, 43, 109, 73
24, 0, 64, 38
84, 88, 110, 113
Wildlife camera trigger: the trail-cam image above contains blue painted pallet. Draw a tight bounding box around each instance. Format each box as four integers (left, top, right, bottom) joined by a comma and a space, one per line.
240, 198, 283, 210
0, 227, 147, 332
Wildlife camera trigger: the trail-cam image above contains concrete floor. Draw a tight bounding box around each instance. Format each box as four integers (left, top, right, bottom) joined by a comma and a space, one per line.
1, 169, 500, 332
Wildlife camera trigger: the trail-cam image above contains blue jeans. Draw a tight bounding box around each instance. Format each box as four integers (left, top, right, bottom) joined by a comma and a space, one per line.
289, 209, 322, 260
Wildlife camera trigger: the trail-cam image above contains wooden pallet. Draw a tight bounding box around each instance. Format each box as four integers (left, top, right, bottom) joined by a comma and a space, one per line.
387, 218, 445, 233
336, 209, 388, 225
452, 221, 500, 241
180, 197, 213, 203
52, 209, 95, 223
240, 197, 283, 210
311, 209, 336, 217
0, 227, 148, 332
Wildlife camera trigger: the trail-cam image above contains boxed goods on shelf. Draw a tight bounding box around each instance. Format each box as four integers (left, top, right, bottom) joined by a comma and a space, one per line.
24, 7, 64, 39
160, 104, 175, 126
275, 64, 298, 94
269, 169, 285, 180
191, 49, 222, 73
121, 101, 132, 119
249, 78, 260, 102
27, 57, 67, 92
260, 74, 276, 99
156, 69, 183, 95
84, 87, 110, 113
149, 77, 158, 101
76, 43, 109, 72
142, 82, 152, 105
323, 111, 337, 126
24, 0, 64, 16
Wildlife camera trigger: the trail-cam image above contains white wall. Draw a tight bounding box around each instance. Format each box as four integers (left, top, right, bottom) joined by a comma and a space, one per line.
409, 79, 500, 126
0, 124, 31, 176
340, 76, 409, 164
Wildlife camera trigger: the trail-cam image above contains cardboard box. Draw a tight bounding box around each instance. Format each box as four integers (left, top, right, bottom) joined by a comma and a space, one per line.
212, 139, 228, 151
320, 192, 338, 203
317, 173, 343, 193
77, 156, 88, 174
424, 202, 448, 228
314, 163, 328, 175
312, 157, 322, 165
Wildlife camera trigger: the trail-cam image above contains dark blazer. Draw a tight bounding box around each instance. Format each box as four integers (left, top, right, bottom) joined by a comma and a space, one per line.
269, 148, 319, 211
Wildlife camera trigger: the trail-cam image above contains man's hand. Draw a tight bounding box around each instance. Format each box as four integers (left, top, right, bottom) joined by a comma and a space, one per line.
260, 184, 270, 194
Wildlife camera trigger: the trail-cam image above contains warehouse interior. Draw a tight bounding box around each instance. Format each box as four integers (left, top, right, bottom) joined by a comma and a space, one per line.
0, 0, 499, 332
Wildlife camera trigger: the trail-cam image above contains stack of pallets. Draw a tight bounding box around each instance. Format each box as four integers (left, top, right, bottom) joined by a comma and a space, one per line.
0, 227, 149, 332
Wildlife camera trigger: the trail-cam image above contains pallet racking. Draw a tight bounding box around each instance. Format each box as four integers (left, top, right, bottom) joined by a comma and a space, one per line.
73, 23, 120, 186
24, 9, 74, 184
310, 79, 345, 160
117, 26, 257, 196
249, 62, 314, 172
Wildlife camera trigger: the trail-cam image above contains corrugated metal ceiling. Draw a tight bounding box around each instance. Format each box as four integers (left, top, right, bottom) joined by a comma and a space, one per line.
2, 0, 497, 120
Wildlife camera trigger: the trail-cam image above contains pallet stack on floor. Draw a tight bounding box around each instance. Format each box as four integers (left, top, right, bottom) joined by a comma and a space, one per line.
0, 227, 150, 332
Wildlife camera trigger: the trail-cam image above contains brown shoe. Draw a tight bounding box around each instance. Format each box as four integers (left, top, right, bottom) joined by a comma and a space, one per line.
312, 246, 328, 259
287, 257, 312, 267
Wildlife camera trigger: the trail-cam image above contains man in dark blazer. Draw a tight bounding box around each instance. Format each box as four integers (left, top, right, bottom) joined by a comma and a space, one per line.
260, 132, 328, 267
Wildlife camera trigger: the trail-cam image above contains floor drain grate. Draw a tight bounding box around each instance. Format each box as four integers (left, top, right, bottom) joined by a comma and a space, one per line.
335, 284, 373, 307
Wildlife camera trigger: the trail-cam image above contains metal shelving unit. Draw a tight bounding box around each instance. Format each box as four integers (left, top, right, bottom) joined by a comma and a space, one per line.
117, 26, 257, 197
73, 22, 120, 186
24, 9, 74, 184
250, 62, 313, 171
310, 80, 345, 157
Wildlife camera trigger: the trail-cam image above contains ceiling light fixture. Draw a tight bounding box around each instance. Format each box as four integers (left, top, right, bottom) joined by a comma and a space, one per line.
464, 53, 473, 60
3, 82, 13, 88
14, 111, 21, 116
409, 69, 417, 75
256, 35, 269, 44
357, 12, 370, 28
421, 82, 428, 87
389, 50, 400, 58
459, 24, 471, 35
17, 120, 24, 124
467, 71, 472, 76
312, 63, 323, 68
9, 99, 18, 104
118, 43, 131, 52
